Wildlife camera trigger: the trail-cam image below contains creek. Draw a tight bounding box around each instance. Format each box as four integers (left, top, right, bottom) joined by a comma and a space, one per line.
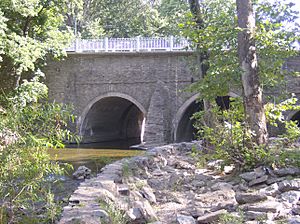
48, 147, 143, 202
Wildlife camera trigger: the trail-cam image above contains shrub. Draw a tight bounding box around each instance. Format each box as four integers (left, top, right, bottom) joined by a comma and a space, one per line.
0, 73, 77, 223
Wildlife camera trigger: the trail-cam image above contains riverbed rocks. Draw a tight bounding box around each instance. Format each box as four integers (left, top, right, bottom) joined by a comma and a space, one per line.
72, 165, 92, 180
59, 142, 300, 224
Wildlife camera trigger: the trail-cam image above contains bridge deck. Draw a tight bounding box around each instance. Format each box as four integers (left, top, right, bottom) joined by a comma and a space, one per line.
66, 37, 191, 53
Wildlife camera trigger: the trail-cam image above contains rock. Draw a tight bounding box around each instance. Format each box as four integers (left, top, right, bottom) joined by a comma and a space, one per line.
194, 173, 214, 182
241, 200, 283, 213
195, 189, 237, 209
141, 186, 156, 204
176, 214, 196, 224
274, 168, 300, 177
168, 173, 182, 188
235, 192, 267, 204
248, 175, 268, 187
292, 206, 300, 215
127, 207, 144, 223
96, 209, 111, 224
174, 160, 194, 170
278, 180, 300, 193
289, 217, 300, 224
281, 191, 300, 205
260, 183, 280, 197
240, 167, 266, 182
133, 200, 158, 222
72, 166, 91, 180
244, 211, 268, 221
197, 209, 227, 223
152, 168, 166, 176
117, 184, 130, 196
211, 182, 233, 191
207, 160, 224, 170
223, 165, 235, 174
191, 180, 206, 188
266, 177, 286, 185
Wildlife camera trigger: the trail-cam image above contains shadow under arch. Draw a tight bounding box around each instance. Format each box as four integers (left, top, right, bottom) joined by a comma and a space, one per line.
173, 94, 203, 143
173, 92, 239, 143
290, 111, 300, 127
78, 92, 146, 148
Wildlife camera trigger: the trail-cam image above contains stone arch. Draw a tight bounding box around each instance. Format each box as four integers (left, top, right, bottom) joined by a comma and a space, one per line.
290, 111, 300, 127
78, 92, 146, 147
173, 92, 239, 142
173, 94, 202, 142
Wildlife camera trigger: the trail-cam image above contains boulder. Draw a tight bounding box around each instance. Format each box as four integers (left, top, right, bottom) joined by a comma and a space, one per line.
235, 192, 267, 204
248, 175, 268, 187
197, 209, 227, 223
176, 214, 196, 224
281, 191, 300, 205
240, 167, 266, 182
72, 166, 91, 180
274, 168, 300, 177
278, 180, 300, 193
132, 200, 158, 223
141, 186, 157, 204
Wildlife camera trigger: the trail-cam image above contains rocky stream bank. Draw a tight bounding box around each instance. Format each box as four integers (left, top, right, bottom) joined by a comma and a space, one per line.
59, 142, 300, 224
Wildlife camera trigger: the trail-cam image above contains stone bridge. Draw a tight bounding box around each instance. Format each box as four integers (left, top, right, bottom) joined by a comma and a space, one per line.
45, 38, 300, 148
46, 50, 202, 147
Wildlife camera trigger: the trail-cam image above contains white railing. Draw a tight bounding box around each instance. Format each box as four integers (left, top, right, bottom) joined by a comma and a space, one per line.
66, 36, 191, 52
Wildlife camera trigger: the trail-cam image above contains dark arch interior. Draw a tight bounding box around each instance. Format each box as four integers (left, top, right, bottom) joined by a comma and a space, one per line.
216, 96, 230, 110
291, 111, 300, 127
81, 97, 144, 148
176, 96, 231, 143
176, 101, 203, 143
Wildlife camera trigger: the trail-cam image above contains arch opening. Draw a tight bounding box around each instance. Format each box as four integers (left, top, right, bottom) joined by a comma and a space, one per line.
175, 101, 203, 143
291, 111, 300, 127
174, 95, 231, 143
80, 96, 145, 148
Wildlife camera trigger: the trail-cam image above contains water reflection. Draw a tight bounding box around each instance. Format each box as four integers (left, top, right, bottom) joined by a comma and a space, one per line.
48, 147, 143, 203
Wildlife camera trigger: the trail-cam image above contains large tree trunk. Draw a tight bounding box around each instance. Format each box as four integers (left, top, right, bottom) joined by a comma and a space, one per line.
188, 0, 216, 129
236, 0, 268, 145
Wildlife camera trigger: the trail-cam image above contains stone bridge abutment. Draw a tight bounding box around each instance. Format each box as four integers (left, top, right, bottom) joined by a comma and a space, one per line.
45, 52, 300, 147
46, 51, 200, 147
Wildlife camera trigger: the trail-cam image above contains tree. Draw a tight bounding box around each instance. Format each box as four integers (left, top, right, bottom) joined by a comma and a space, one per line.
0, 0, 82, 92
181, 0, 299, 168
236, 0, 268, 145
74, 0, 189, 38
0, 0, 81, 221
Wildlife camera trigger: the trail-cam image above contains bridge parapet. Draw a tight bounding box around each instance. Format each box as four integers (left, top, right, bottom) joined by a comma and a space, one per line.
66, 36, 191, 53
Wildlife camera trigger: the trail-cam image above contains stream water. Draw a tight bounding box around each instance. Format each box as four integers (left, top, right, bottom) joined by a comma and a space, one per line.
48, 147, 144, 202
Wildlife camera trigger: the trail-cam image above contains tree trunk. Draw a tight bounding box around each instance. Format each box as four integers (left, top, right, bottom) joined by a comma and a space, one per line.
188, 0, 213, 120
236, 0, 268, 145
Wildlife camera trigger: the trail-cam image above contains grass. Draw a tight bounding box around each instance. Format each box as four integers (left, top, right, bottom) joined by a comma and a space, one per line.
98, 199, 128, 224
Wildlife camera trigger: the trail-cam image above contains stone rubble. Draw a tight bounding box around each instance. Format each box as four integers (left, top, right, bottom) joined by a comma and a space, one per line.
59, 142, 300, 224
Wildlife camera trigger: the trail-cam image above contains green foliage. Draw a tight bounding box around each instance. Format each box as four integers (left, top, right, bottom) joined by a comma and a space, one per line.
181, 0, 299, 100
122, 161, 133, 178
265, 95, 300, 144
217, 211, 245, 224
98, 199, 128, 224
193, 97, 271, 170
183, 0, 300, 170
193, 95, 300, 171
0, 75, 77, 223
0, 0, 83, 90
77, 0, 189, 38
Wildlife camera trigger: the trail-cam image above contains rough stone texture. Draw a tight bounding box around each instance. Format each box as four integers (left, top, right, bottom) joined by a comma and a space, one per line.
45, 53, 300, 146
197, 209, 228, 223
235, 192, 267, 204
176, 214, 196, 224
59, 142, 300, 224
45, 52, 199, 146
72, 166, 91, 180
